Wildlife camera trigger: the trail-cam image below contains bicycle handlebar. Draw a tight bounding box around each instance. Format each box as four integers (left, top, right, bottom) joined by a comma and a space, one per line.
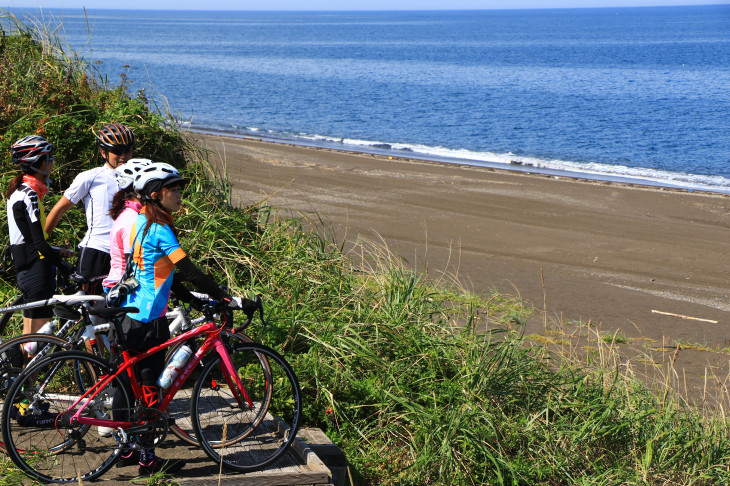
50, 246, 75, 255
198, 294, 264, 333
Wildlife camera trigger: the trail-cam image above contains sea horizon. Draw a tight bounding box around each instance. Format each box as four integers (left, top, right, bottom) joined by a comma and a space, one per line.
5, 5, 730, 193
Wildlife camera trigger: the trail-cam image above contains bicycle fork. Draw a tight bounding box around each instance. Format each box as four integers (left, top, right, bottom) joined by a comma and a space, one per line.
213, 338, 255, 411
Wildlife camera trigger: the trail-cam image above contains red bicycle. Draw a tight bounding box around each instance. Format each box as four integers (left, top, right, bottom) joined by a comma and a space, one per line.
0, 298, 302, 483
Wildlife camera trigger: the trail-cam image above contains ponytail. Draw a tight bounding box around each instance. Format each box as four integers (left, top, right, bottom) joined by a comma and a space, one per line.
5, 174, 24, 199
142, 202, 176, 238
110, 189, 139, 220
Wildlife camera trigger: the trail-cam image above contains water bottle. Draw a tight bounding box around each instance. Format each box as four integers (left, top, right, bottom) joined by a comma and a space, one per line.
23, 320, 58, 356
157, 345, 193, 390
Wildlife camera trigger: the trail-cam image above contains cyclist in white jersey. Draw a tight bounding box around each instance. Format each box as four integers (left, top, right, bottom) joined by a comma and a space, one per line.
45, 123, 134, 294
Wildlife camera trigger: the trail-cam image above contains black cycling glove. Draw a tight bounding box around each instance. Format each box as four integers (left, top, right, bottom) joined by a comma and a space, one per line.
239, 298, 258, 317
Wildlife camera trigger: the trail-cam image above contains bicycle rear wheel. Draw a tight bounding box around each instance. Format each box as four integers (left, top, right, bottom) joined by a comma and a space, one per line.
1, 351, 132, 483
191, 343, 302, 473
0, 294, 24, 343
167, 332, 268, 446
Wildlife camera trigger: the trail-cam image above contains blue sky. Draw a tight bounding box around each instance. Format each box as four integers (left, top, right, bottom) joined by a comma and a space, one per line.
4, 0, 729, 9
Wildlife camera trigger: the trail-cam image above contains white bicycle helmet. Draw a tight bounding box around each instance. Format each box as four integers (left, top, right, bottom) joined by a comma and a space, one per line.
114, 158, 153, 190
133, 162, 185, 196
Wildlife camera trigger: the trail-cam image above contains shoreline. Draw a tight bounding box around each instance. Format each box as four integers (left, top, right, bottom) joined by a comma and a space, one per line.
194, 131, 730, 399
190, 126, 730, 196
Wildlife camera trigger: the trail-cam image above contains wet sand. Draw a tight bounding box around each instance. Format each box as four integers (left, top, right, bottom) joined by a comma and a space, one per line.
195, 132, 730, 402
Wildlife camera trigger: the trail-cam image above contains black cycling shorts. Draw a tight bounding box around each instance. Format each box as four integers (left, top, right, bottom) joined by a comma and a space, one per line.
110, 315, 171, 386
76, 247, 111, 295
16, 259, 55, 319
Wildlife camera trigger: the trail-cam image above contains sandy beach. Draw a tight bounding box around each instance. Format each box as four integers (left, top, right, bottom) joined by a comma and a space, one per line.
196, 132, 730, 399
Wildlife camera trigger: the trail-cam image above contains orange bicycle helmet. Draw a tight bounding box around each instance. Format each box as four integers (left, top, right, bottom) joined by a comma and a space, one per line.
97, 123, 135, 153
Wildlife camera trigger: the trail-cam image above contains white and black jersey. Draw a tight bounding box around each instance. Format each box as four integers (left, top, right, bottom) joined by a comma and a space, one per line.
6, 183, 63, 271
64, 165, 117, 254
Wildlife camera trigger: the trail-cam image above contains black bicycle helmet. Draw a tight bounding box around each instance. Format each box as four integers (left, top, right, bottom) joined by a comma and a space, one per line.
97, 123, 135, 152
10, 135, 55, 173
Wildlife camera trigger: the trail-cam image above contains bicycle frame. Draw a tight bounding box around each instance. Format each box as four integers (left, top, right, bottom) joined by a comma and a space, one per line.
0, 293, 104, 319
63, 319, 254, 431
0, 294, 108, 363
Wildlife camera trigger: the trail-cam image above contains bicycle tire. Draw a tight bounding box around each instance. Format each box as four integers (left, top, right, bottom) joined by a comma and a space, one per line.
0, 294, 25, 342
0, 333, 72, 450
0, 333, 70, 391
167, 332, 269, 446
190, 342, 302, 473
0, 329, 111, 451
0, 331, 99, 402
1, 351, 132, 483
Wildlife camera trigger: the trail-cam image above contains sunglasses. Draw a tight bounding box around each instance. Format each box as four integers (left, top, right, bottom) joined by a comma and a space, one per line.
107, 145, 134, 155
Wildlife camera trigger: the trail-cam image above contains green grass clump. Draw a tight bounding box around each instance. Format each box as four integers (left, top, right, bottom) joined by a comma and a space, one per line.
2, 12, 730, 486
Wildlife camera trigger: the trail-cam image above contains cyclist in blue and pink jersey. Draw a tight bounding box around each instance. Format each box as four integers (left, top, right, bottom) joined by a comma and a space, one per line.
114, 162, 255, 474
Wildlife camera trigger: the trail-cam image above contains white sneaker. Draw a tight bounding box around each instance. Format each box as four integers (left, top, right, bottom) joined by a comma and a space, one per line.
97, 411, 113, 437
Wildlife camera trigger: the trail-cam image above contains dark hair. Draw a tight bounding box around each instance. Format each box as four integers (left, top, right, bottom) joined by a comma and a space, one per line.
5, 174, 24, 199
109, 189, 136, 220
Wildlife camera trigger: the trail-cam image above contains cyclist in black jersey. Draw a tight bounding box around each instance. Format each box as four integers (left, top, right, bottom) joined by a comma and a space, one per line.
5, 136, 74, 334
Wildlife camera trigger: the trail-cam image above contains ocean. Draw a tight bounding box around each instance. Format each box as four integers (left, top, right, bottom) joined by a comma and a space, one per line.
8, 6, 730, 191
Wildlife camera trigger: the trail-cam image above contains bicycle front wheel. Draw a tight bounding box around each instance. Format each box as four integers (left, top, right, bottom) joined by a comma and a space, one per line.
167, 332, 268, 446
191, 342, 302, 473
1, 351, 132, 483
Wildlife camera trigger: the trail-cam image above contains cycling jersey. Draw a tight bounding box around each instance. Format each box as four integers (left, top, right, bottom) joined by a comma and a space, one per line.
103, 200, 142, 289
124, 209, 187, 322
6, 177, 64, 318
6, 178, 63, 271
64, 165, 117, 253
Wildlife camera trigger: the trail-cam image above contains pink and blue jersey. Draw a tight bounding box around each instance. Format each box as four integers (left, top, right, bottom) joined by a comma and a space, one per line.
103, 201, 142, 290
124, 209, 186, 322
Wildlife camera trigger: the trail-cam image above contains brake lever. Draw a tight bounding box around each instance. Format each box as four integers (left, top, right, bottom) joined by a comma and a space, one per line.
256, 294, 264, 324
70, 272, 88, 285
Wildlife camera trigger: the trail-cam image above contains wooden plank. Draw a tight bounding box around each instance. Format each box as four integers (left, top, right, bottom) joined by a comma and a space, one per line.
176, 420, 333, 486
176, 445, 331, 486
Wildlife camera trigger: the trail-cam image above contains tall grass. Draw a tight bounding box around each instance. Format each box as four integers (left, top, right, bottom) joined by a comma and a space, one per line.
2, 12, 730, 485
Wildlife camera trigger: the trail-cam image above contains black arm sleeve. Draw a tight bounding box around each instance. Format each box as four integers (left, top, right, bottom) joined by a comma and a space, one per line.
175, 257, 227, 301
170, 273, 195, 302
12, 200, 65, 268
